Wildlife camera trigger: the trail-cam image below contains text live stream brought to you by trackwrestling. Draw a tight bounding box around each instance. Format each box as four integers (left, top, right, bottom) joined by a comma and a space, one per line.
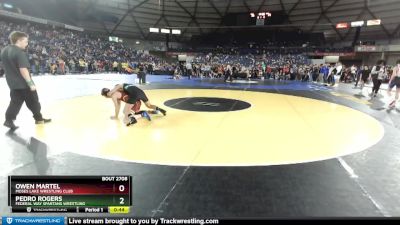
1, 217, 222, 225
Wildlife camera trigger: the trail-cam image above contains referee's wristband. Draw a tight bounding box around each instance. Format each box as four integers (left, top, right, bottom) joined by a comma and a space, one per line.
27, 80, 35, 87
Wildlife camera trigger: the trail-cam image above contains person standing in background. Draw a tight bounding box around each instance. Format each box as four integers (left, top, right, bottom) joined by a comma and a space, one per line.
137, 63, 146, 84
370, 60, 386, 99
358, 65, 371, 93
387, 60, 400, 108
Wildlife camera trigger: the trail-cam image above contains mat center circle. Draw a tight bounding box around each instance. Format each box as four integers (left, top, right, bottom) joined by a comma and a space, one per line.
164, 97, 251, 112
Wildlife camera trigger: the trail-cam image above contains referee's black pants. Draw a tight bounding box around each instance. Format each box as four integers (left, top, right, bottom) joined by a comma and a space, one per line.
5, 89, 43, 122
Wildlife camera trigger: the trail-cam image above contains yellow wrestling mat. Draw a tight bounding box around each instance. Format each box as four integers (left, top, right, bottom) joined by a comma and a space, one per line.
34, 89, 384, 166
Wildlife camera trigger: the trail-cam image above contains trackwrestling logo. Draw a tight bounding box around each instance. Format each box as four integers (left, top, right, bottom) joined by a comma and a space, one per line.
2, 217, 65, 225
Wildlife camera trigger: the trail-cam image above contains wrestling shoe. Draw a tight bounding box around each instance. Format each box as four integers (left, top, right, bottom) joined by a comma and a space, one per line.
126, 116, 137, 126
158, 108, 167, 116
141, 111, 151, 121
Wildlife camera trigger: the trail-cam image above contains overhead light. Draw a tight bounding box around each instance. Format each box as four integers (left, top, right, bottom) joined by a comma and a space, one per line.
351, 21, 364, 27
149, 27, 159, 33
336, 23, 349, 29
161, 28, 170, 34
109, 36, 119, 42
250, 13, 255, 18
3, 3, 13, 8
172, 29, 181, 35
136, 41, 140, 44
367, 19, 381, 26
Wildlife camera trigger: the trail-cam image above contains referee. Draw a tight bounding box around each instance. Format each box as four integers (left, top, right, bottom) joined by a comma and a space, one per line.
1, 31, 51, 130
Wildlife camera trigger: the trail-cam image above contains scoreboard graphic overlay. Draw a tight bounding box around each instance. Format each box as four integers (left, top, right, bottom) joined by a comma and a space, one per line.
8, 176, 132, 213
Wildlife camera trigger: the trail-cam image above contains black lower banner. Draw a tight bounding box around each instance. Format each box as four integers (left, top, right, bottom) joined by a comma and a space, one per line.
12, 207, 109, 213
66, 218, 400, 225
